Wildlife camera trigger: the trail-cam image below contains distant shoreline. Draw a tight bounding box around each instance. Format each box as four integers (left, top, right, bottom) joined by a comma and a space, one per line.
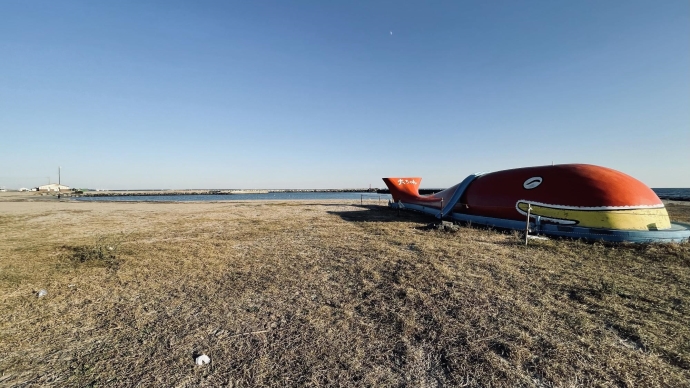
1, 188, 687, 201
81, 188, 385, 197
80, 188, 689, 201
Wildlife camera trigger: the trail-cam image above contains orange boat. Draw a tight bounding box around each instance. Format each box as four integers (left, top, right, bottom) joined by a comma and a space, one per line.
383, 164, 690, 243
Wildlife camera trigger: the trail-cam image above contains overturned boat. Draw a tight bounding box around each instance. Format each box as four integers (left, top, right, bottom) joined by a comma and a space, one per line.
383, 164, 690, 243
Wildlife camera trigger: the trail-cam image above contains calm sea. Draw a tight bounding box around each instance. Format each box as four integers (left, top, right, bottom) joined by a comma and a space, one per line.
653, 188, 690, 201
75, 192, 393, 202
73, 188, 689, 203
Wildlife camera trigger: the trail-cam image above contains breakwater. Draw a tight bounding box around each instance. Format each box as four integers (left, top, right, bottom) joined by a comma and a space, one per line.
82, 188, 378, 197
375, 188, 443, 195
75, 188, 690, 201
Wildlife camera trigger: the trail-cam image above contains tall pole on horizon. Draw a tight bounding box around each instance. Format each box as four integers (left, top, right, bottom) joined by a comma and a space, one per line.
59, 166, 61, 185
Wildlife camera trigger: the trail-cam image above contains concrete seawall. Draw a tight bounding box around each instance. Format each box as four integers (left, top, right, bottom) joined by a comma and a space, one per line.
81, 189, 378, 197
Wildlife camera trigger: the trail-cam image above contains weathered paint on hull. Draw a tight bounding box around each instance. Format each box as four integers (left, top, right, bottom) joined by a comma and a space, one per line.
383, 164, 690, 243
514, 202, 671, 231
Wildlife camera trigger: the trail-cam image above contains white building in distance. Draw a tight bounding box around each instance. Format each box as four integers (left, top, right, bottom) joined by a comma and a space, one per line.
38, 183, 70, 192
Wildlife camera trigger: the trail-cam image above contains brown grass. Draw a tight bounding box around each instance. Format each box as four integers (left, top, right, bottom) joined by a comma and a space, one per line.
1, 199, 689, 387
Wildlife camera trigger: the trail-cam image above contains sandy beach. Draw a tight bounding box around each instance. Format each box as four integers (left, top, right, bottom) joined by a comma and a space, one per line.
1, 196, 689, 386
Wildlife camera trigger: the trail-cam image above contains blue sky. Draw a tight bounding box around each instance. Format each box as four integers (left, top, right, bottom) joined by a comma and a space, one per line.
1, 1, 688, 189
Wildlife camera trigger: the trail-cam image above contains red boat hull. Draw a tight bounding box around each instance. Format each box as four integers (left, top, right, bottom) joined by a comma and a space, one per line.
383, 164, 670, 231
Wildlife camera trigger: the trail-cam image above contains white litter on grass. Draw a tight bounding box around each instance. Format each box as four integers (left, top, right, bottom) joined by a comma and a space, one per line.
195, 354, 211, 365
38, 289, 47, 298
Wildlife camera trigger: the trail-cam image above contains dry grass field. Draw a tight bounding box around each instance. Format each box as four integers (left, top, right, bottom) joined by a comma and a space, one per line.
1, 197, 689, 387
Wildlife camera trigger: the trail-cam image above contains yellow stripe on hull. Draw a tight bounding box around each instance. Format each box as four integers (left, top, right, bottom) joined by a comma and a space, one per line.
517, 202, 671, 230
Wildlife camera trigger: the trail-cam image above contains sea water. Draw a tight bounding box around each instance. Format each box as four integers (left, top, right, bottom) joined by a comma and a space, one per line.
72, 188, 690, 202
74, 192, 393, 202
653, 188, 690, 201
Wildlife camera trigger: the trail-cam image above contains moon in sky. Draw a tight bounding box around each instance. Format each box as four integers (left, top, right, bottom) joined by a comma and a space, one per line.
390, 31, 393, 35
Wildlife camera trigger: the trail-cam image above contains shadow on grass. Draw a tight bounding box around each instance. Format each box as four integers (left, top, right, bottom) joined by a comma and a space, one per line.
327, 205, 433, 223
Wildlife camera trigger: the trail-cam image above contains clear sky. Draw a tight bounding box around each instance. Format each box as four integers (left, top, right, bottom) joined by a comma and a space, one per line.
1, 1, 688, 189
